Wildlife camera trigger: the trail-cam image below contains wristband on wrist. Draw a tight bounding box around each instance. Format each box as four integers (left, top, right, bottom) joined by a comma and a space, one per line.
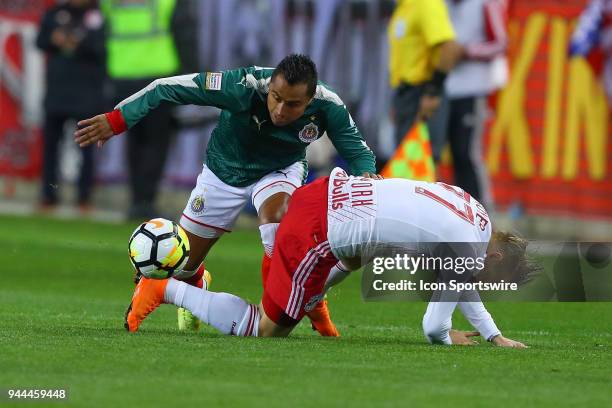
105, 109, 127, 134
422, 70, 448, 97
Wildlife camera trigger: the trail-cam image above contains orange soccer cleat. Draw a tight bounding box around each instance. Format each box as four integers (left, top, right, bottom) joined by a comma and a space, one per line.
306, 298, 340, 337
124, 277, 168, 332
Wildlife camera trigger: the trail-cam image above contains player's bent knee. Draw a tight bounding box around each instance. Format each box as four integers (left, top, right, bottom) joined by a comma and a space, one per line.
257, 304, 294, 337
422, 318, 451, 344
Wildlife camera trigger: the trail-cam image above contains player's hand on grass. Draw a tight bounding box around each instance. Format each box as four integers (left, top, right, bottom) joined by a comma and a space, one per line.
75, 114, 114, 148
490, 335, 528, 349
449, 329, 480, 345
361, 172, 384, 180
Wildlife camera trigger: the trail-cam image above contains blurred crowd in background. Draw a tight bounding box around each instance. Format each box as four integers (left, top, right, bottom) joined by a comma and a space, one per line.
0, 0, 610, 231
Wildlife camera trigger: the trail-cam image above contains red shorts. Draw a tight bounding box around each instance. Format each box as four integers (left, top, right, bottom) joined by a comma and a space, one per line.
262, 177, 338, 326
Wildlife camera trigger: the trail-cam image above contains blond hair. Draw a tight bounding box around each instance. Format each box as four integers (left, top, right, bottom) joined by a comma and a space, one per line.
491, 231, 540, 284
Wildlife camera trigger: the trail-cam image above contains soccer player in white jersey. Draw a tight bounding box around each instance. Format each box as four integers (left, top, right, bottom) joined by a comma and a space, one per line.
124, 168, 528, 347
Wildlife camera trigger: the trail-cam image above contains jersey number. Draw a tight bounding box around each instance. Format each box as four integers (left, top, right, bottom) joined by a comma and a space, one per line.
415, 183, 475, 225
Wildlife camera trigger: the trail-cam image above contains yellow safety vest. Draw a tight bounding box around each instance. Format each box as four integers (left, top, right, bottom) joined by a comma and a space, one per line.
102, 0, 179, 79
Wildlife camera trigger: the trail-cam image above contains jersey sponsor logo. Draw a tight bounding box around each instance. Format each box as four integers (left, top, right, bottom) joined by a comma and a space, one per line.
205, 72, 223, 90
190, 194, 206, 215
298, 122, 319, 143
304, 293, 324, 312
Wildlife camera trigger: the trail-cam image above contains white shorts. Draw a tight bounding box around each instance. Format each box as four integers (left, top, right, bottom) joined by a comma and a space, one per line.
180, 161, 308, 238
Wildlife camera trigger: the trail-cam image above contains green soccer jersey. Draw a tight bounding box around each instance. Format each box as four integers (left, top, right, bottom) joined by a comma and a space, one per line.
116, 66, 376, 187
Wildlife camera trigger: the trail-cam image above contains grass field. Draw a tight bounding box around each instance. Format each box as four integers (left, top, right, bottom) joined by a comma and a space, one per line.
1, 214, 611, 407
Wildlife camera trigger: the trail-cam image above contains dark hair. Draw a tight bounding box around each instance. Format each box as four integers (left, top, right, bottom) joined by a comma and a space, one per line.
272, 54, 318, 97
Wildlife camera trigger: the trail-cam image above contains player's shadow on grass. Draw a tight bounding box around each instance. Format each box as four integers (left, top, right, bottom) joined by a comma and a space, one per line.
31, 326, 544, 350
81, 325, 425, 346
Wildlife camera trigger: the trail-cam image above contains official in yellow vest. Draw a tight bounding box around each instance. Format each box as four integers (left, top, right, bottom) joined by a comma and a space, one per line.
102, 0, 180, 78
100, 0, 197, 220
388, 0, 464, 146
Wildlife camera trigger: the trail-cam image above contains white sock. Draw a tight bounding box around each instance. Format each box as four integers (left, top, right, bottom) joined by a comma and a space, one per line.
164, 279, 259, 336
324, 261, 352, 293
259, 223, 279, 257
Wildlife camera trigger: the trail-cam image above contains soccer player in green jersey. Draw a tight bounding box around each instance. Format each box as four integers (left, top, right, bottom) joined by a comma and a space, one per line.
75, 54, 380, 336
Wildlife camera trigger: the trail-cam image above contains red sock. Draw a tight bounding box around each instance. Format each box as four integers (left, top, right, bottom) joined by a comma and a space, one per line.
179, 263, 205, 288
261, 253, 271, 290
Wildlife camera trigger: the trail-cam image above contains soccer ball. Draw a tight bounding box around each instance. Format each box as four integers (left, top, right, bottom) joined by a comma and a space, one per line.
128, 218, 190, 279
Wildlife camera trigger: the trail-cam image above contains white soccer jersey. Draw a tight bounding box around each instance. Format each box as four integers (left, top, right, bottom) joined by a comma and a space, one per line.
326, 168, 500, 344
327, 168, 492, 261
327, 168, 378, 260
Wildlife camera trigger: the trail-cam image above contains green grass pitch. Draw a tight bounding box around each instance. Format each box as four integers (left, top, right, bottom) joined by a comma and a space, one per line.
1, 215, 610, 407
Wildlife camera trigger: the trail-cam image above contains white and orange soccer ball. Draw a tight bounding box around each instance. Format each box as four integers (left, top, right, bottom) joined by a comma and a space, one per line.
128, 218, 190, 279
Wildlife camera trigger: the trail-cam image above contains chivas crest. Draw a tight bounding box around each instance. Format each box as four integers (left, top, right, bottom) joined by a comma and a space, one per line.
298, 122, 319, 143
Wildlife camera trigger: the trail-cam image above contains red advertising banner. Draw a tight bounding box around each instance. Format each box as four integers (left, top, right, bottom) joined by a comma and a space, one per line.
0, 0, 52, 179
483, 0, 612, 219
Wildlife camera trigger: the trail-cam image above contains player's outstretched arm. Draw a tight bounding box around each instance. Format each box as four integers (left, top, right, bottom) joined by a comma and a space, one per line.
75, 69, 255, 149
74, 113, 114, 148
